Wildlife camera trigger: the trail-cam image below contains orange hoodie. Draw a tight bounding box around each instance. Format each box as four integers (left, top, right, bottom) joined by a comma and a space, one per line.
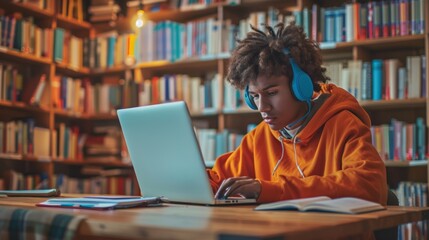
207, 84, 387, 205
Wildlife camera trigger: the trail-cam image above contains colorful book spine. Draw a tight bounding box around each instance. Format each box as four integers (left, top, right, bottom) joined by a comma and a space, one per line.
416, 117, 425, 160
381, 1, 390, 37
359, 4, 368, 39
54, 28, 64, 63
372, 59, 383, 100
373, 1, 382, 38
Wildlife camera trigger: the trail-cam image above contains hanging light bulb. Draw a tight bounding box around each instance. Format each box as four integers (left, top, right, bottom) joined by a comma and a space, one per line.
135, 9, 145, 28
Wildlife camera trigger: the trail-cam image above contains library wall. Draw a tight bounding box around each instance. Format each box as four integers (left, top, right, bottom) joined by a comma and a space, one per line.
0, 1, 428, 219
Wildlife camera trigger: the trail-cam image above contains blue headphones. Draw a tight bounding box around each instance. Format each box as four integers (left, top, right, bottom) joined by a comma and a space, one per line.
244, 48, 314, 110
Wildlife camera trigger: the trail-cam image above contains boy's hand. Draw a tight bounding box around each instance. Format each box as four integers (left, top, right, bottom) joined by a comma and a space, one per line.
214, 176, 261, 200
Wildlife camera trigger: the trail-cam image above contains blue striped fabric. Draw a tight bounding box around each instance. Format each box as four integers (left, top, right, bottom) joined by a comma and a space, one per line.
9, 208, 28, 240
0, 206, 85, 240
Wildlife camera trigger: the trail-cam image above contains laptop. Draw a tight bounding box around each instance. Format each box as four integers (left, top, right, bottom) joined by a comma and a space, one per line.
117, 101, 256, 205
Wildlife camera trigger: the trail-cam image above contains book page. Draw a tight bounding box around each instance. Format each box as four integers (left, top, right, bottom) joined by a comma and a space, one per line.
255, 196, 331, 211
303, 197, 385, 214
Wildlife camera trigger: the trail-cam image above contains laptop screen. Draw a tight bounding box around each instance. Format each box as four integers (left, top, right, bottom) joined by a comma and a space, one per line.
117, 101, 218, 205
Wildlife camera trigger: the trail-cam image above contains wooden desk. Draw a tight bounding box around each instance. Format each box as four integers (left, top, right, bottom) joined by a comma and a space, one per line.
0, 195, 428, 240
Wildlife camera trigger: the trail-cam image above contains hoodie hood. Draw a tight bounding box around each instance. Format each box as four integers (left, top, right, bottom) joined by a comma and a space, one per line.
271, 83, 371, 143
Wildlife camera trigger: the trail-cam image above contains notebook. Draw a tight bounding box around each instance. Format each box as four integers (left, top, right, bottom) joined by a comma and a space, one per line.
117, 101, 256, 205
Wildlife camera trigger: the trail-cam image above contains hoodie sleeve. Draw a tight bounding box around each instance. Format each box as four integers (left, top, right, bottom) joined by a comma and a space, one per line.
207, 132, 257, 194
258, 111, 388, 205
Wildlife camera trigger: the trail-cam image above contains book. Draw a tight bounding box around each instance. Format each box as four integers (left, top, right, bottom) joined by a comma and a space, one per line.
0, 188, 60, 197
20, 73, 46, 105
37, 196, 164, 210
255, 196, 385, 214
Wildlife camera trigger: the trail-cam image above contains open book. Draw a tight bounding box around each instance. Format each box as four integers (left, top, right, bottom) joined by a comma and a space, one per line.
255, 196, 385, 214
37, 196, 163, 210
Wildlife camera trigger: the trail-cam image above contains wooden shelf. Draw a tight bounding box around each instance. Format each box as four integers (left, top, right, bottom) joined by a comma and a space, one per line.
56, 14, 91, 31
55, 63, 90, 76
223, 107, 257, 115
52, 158, 132, 167
190, 108, 220, 117
0, 1, 54, 20
384, 160, 428, 167
221, 98, 426, 116
225, 0, 297, 12
90, 65, 132, 76
82, 113, 119, 121
54, 110, 118, 121
146, 4, 220, 22
0, 47, 51, 66
360, 98, 426, 110
0, 100, 49, 114
0, 154, 51, 162
137, 55, 228, 74
321, 34, 425, 51
343, 34, 425, 50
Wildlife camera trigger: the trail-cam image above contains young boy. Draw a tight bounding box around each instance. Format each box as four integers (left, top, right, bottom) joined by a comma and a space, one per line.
207, 23, 387, 206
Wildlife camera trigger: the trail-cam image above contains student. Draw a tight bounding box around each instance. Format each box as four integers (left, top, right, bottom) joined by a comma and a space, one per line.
208, 23, 387, 206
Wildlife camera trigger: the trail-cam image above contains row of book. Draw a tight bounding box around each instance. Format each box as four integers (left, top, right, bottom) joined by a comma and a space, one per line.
196, 128, 244, 164
83, 33, 135, 69
8, 3, 426, 71
0, 64, 24, 102
4, 115, 428, 164
81, 125, 124, 162
3, 170, 49, 191
54, 28, 85, 69
121, 72, 240, 114
395, 181, 428, 240
0, 13, 53, 57
54, 173, 137, 195
0, 169, 137, 195
0, 63, 48, 105
0, 117, 125, 163
290, 0, 425, 44
57, 0, 86, 21
135, 73, 221, 113
3, 68, 221, 118
371, 118, 426, 161
55, 31, 135, 69
52, 14, 240, 69
325, 55, 427, 101
52, 74, 135, 114
0, 119, 50, 158
5, 55, 425, 117
135, 18, 229, 63
52, 72, 222, 114
87, 0, 121, 24
54, 123, 123, 162
81, 17, 231, 68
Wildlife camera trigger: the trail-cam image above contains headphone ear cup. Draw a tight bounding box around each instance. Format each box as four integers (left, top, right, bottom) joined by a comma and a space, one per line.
244, 85, 258, 110
290, 59, 314, 102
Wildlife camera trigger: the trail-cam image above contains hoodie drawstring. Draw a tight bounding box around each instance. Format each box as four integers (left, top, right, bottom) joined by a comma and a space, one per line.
272, 136, 285, 176
293, 135, 305, 178
272, 135, 306, 179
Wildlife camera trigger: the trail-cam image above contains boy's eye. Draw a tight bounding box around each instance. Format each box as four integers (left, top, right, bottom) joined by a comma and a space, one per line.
267, 91, 277, 96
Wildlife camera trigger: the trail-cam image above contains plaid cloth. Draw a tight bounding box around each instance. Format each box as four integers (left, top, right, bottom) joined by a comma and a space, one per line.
0, 206, 85, 240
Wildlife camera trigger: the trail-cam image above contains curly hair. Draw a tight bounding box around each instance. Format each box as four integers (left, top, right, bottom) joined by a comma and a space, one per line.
226, 22, 329, 91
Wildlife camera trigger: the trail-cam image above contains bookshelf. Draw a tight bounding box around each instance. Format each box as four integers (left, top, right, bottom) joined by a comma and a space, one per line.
0, 0, 428, 203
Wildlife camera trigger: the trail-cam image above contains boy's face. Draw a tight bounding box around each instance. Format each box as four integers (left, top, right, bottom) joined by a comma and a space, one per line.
247, 74, 308, 130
